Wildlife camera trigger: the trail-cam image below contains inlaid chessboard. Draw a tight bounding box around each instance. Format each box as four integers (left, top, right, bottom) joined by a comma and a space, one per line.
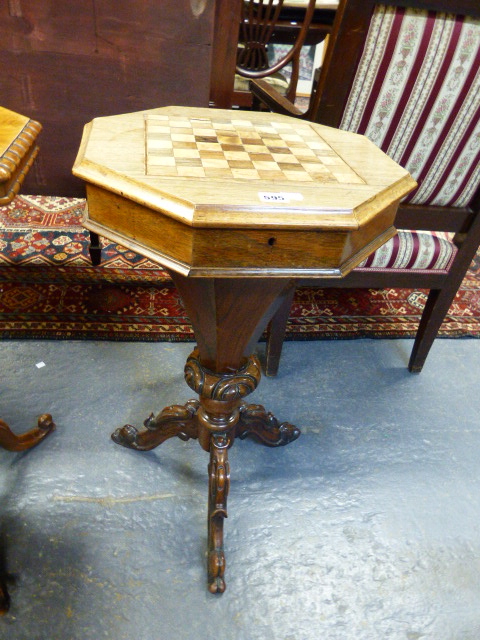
145, 114, 365, 184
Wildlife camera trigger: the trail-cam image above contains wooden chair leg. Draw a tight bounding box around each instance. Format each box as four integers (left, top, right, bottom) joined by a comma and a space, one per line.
408, 283, 465, 373
88, 231, 102, 266
264, 288, 295, 376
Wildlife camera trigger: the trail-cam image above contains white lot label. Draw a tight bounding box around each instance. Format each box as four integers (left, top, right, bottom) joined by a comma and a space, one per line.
258, 192, 304, 203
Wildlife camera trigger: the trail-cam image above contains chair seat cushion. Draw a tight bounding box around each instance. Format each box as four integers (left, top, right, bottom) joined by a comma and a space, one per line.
356, 230, 456, 272
234, 72, 289, 95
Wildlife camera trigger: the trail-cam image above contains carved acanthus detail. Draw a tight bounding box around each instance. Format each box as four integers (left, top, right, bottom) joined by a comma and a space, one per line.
184, 349, 261, 401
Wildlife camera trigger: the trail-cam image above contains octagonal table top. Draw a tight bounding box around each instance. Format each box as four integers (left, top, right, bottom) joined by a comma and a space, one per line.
73, 106, 415, 232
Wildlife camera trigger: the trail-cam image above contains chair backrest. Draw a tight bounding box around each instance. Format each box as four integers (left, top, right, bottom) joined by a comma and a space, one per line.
307, 0, 480, 212
236, 0, 318, 100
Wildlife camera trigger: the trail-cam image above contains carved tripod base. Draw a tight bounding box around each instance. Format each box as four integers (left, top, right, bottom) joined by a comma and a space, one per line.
111, 350, 299, 594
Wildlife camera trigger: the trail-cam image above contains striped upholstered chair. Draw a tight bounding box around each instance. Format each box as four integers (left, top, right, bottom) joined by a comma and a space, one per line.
251, 0, 480, 375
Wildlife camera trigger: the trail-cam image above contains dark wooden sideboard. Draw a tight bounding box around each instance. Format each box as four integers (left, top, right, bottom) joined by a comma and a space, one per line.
0, 0, 215, 196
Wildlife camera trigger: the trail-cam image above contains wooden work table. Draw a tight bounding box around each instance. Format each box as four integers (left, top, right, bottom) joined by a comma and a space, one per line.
73, 105, 415, 593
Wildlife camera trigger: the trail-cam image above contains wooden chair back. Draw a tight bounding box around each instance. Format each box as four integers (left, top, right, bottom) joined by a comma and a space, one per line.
258, 0, 480, 374
236, 0, 318, 103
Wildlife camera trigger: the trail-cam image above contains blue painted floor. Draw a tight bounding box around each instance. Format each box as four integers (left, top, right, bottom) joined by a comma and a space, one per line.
1, 338, 479, 640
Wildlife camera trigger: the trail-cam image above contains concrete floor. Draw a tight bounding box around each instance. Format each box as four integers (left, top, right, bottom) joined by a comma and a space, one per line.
0, 337, 479, 640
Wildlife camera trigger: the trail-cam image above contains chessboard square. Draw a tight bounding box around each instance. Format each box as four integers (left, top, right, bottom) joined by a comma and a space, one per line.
231, 168, 260, 179
231, 119, 255, 127
177, 166, 206, 177
257, 169, 285, 180
174, 157, 202, 167
310, 173, 338, 183
204, 167, 234, 179
199, 150, 225, 159
268, 146, 290, 155
223, 151, 251, 162
287, 141, 308, 149
228, 159, 255, 169
189, 118, 213, 131
251, 153, 275, 163
170, 126, 194, 133
278, 162, 304, 172
261, 128, 280, 134
244, 144, 269, 153
195, 135, 218, 143
197, 142, 222, 152
241, 136, 263, 144
303, 162, 331, 173
268, 145, 291, 154
217, 135, 242, 145
273, 154, 301, 164
215, 127, 237, 136
299, 156, 323, 166
171, 133, 196, 143
173, 141, 198, 149
193, 123, 216, 130
293, 149, 318, 159
169, 119, 192, 128
221, 144, 245, 153
252, 160, 280, 171
202, 158, 230, 169
283, 171, 314, 182
173, 148, 201, 159
280, 134, 304, 142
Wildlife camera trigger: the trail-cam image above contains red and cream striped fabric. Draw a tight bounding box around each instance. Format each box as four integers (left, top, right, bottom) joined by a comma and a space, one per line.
356, 229, 456, 271
340, 5, 480, 208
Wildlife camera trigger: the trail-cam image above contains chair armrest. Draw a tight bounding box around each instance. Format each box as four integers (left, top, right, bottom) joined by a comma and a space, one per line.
249, 79, 303, 117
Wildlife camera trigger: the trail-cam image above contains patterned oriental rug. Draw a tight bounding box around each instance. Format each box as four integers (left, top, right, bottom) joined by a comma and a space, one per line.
1, 195, 479, 342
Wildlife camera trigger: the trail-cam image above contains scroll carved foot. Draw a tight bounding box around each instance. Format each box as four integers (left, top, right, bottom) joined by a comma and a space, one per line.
111, 400, 199, 451
236, 404, 300, 447
207, 433, 230, 594
0, 413, 55, 452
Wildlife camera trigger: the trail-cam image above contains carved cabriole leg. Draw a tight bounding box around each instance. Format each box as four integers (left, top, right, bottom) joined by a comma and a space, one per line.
207, 432, 230, 594
236, 404, 300, 447
0, 414, 55, 452
111, 399, 199, 450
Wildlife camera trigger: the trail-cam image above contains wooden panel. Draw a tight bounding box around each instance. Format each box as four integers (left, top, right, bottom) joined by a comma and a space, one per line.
0, 0, 215, 196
